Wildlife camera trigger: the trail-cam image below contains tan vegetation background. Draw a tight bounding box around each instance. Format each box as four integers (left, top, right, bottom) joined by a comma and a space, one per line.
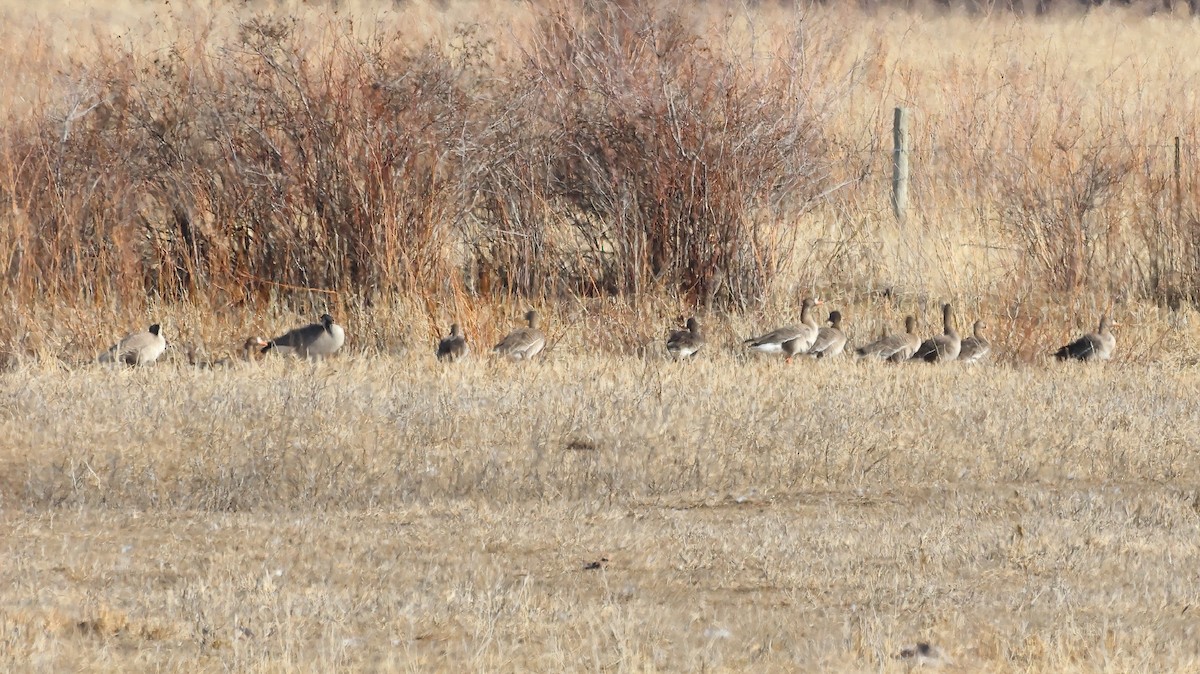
3, 0, 1200, 671
0, 0, 1199, 363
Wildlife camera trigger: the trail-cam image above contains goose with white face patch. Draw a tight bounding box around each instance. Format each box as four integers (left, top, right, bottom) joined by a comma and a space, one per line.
262, 314, 345, 361
98, 323, 167, 366
744, 298, 823, 363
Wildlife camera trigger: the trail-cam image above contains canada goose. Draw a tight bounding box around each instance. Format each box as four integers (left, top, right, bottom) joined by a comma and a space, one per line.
494, 310, 545, 361
854, 316, 919, 361
437, 323, 470, 362
744, 298, 823, 363
98, 323, 167, 366
1055, 314, 1117, 362
262, 314, 345, 360
957, 320, 991, 364
806, 310, 848, 359
911, 303, 961, 363
666, 317, 704, 360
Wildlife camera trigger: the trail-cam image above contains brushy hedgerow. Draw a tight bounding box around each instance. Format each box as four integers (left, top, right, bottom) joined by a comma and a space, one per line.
0, 2, 842, 309
2, 1, 1200, 329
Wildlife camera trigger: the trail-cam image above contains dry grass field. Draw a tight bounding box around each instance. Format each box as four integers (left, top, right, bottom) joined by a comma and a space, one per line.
4, 0, 1200, 671
3, 302, 1200, 671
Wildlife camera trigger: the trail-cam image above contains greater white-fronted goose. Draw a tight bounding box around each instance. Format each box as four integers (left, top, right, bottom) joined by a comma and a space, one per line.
854, 316, 919, 362
494, 310, 545, 361
957, 320, 991, 364
98, 323, 167, 366
437, 323, 470, 362
666, 317, 704, 360
911, 303, 961, 363
1055, 314, 1117, 362
262, 313, 345, 360
210, 336, 269, 368
744, 298, 823, 363
807, 310, 848, 359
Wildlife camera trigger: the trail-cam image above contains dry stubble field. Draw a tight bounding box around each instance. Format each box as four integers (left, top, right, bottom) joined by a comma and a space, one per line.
2, 314, 1200, 671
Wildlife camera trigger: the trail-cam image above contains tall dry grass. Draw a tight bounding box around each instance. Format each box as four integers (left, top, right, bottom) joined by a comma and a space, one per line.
2, 0, 1200, 348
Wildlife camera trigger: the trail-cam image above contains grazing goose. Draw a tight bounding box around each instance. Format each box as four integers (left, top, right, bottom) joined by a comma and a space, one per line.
210, 336, 269, 368
854, 316, 920, 362
262, 314, 345, 360
807, 310, 848, 359
957, 320, 991, 364
911, 303, 962, 363
494, 310, 546, 361
98, 323, 167, 366
666, 317, 704, 360
1055, 314, 1117, 362
437, 323, 470, 362
744, 298, 823, 363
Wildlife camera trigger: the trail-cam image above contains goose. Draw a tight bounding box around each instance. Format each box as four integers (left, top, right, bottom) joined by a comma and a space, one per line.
262, 314, 345, 360
1055, 314, 1117, 362
437, 323, 470, 362
744, 298, 823, 363
666, 317, 704, 360
957, 320, 991, 364
98, 323, 167, 366
806, 310, 848, 359
854, 316, 919, 362
911, 303, 961, 363
494, 310, 545, 361
210, 336, 269, 368
243, 335, 270, 355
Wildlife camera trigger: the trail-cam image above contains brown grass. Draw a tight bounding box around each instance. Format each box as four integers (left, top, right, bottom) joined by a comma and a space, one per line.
4, 0, 1200, 671
3, 0, 1200, 315
3, 346, 1200, 671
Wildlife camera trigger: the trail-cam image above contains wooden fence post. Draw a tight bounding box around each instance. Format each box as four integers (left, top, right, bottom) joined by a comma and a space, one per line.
892, 107, 910, 223
1175, 136, 1182, 230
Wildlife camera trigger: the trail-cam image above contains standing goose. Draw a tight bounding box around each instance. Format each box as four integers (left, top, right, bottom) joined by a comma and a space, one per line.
854, 316, 920, 362
262, 313, 345, 360
494, 310, 546, 361
957, 320, 991, 364
666, 317, 704, 360
744, 298, 823, 363
1055, 314, 1117, 362
437, 323, 470, 362
911, 303, 961, 363
806, 310, 848, 359
98, 323, 167, 366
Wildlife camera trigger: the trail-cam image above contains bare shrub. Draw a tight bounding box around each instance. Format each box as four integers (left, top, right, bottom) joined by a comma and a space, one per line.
3, 13, 475, 305
468, 3, 837, 307
997, 137, 1136, 294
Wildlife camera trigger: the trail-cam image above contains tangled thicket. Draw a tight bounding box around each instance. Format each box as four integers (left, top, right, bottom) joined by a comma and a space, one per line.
1, 1, 1199, 311
0, 4, 835, 310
